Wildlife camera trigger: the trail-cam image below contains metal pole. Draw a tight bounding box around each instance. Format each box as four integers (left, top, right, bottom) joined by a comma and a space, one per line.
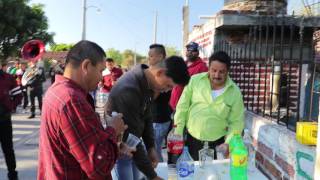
82, 0, 87, 40
153, 11, 158, 43
134, 44, 137, 66
182, 0, 189, 57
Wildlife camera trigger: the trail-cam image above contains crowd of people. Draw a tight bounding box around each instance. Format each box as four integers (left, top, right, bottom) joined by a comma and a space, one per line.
0, 40, 245, 180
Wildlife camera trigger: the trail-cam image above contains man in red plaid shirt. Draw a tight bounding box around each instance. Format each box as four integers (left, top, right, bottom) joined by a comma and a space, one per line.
38, 40, 128, 180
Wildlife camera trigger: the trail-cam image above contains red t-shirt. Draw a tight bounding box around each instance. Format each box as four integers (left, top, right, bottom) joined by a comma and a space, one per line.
102, 67, 123, 92
169, 58, 208, 110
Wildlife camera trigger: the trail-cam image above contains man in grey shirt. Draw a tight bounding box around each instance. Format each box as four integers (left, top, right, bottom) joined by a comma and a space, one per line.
105, 56, 190, 180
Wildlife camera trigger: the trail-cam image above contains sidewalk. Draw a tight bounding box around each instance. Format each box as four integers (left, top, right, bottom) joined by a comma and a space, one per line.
0, 112, 40, 179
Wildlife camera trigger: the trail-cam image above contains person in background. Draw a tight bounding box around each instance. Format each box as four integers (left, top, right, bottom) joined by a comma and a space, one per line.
37, 40, 132, 180
9, 61, 20, 78
148, 44, 173, 162
101, 58, 123, 93
105, 56, 190, 180
0, 60, 22, 180
49, 60, 65, 84
169, 42, 208, 111
16, 61, 29, 111
26, 61, 45, 119
1, 61, 8, 72
174, 51, 245, 160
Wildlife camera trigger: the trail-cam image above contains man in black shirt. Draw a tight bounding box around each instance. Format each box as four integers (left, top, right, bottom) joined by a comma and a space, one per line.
148, 44, 173, 162
105, 56, 190, 180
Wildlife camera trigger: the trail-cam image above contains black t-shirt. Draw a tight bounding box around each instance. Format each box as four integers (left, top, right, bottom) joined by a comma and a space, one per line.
152, 91, 172, 123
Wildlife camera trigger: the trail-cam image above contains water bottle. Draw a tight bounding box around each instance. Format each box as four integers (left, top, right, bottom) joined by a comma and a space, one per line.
176, 146, 194, 180
229, 134, 248, 180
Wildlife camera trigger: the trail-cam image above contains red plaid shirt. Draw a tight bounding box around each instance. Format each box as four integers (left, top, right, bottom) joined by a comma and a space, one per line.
38, 75, 118, 180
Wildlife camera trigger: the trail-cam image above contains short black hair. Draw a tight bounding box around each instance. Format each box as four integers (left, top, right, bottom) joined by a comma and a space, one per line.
165, 56, 190, 86
209, 51, 231, 70
1, 61, 7, 67
66, 40, 106, 68
149, 44, 166, 58
106, 58, 114, 63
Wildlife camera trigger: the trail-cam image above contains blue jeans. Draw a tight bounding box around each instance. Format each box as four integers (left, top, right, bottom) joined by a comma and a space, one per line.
115, 156, 144, 180
153, 121, 171, 162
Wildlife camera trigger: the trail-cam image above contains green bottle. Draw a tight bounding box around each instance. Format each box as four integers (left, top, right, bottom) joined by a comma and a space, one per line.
229, 134, 248, 180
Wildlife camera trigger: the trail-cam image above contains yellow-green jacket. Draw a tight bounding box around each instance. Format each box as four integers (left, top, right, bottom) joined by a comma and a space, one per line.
174, 72, 245, 143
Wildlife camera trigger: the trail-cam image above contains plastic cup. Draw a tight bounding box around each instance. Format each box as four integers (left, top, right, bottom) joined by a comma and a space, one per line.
167, 164, 177, 180
125, 133, 141, 148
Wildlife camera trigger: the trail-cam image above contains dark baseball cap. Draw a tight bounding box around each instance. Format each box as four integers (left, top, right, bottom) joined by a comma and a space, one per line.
186, 42, 199, 51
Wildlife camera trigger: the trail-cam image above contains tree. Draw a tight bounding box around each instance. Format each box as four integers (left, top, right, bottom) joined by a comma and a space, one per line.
0, 1, 54, 60
106, 48, 123, 65
166, 46, 181, 57
50, 43, 74, 52
121, 49, 145, 68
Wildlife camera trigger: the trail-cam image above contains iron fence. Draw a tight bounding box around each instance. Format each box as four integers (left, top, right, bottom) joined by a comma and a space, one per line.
214, 15, 319, 131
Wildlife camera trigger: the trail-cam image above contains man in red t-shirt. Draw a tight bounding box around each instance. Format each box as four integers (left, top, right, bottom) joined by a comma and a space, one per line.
101, 58, 123, 93
169, 42, 208, 110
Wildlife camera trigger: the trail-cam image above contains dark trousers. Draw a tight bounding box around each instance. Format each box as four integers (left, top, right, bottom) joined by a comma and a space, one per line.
30, 89, 42, 115
22, 90, 28, 109
0, 113, 18, 179
185, 131, 225, 161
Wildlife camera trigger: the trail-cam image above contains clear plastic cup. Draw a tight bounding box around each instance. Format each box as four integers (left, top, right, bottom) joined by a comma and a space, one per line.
125, 133, 141, 148
167, 164, 177, 180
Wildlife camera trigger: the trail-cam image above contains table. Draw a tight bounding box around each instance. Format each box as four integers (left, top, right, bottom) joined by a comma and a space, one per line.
111, 159, 268, 179
155, 159, 268, 180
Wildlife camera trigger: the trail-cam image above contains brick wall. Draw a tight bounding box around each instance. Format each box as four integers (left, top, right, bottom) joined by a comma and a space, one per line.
246, 112, 316, 180
229, 63, 299, 114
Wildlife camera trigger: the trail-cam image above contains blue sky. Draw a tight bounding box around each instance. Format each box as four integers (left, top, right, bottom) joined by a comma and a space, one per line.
30, 0, 299, 55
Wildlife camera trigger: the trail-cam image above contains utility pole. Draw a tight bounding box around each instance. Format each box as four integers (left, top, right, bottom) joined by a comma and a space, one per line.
182, 0, 189, 56
153, 11, 158, 44
81, 0, 87, 40
134, 46, 137, 66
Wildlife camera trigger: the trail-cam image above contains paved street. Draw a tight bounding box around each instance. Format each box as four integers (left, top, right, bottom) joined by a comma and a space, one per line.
0, 80, 49, 180
0, 111, 40, 180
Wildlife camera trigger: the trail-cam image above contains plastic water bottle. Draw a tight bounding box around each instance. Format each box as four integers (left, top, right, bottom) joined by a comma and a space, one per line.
229, 134, 248, 180
176, 146, 194, 180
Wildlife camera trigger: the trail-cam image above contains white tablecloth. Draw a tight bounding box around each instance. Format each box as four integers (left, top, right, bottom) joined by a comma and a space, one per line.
112, 159, 268, 180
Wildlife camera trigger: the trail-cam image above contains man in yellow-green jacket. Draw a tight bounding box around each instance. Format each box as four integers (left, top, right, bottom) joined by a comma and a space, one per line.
174, 51, 245, 160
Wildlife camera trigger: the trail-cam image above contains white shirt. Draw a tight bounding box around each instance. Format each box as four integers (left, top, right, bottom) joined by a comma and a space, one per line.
211, 87, 225, 100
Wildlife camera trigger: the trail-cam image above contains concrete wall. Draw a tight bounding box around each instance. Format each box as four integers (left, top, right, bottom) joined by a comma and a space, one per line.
246, 111, 316, 179
223, 0, 288, 15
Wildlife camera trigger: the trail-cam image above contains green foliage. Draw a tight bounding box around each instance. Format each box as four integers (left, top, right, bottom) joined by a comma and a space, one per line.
0, 1, 54, 60
166, 46, 181, 57
50, 43, 74, 52
121, 49, 145, 68
106, 48, 123, 65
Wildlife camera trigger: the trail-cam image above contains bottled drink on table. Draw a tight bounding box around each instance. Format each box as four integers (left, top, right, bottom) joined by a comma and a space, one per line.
229, 134, 248, 180
198, 142, 220, 180
199, 142, 215, 168
167, 125, 184, 164
176, 146, 194, 180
